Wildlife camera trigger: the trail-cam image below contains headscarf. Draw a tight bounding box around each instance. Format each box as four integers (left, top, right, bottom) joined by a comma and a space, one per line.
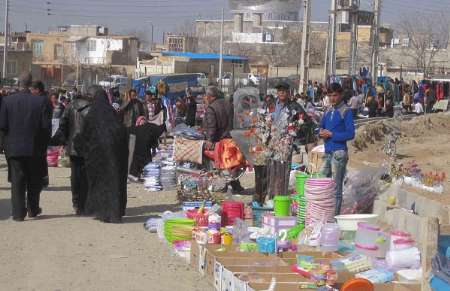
88, 88, 124, 142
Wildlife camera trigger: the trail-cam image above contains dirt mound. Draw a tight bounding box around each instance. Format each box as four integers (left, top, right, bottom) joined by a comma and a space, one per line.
351, 112, 450, 152
352, 122, 390, 151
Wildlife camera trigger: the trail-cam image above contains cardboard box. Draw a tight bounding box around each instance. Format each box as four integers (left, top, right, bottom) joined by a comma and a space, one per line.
278, 251, 343, 260
247, 279, 421, 291
190, 240, 208, 275
248, 282, 316, 291
214, 256, 288, 291
205, 244, 269, 280
227, 266, 297, 291
375, 283, 421, 291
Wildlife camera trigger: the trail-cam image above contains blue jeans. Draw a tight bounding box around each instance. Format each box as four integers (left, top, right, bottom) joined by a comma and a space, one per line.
320, 150, 348, 216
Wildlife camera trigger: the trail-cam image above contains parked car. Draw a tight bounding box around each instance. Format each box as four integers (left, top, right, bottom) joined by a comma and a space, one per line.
217, 72, 233, 87
196, 73, 208, 87
99, 75, 129, 89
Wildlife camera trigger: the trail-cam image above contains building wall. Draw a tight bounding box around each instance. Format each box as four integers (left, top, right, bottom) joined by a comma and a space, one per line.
76, 38, 123, 65
166, 34, 198, 52
0, 50, 33, 78
268, 66, 347, 80
111, 38, 139, 66
229, 0, 302, 21
136, 56, 248, 79
196, 19, 395, 71
27, 33, 68, 65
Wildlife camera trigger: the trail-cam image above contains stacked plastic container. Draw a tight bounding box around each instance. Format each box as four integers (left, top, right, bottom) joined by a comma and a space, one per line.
294, 172, 308, 226
221, 201, 244, 226
304, 178, 336, 225
354, 222, 389, 258
320, 223, 341, 252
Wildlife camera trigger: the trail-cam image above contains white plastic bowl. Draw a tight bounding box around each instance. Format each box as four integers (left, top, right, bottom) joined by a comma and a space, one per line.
334, 214, 379, 231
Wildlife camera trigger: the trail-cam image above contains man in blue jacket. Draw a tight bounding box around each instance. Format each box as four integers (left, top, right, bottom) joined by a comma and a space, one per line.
319, 83, 355, 215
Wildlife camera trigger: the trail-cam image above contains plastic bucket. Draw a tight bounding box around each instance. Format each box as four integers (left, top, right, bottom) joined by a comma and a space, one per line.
295, 172, 309, 196
274, 196, 291, 217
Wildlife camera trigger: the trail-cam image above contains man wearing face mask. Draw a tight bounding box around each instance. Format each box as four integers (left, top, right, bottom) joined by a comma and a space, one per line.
319, 83, 355, 216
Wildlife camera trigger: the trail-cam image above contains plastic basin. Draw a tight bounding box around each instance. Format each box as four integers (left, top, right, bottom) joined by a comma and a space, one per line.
334, 214, 379, 231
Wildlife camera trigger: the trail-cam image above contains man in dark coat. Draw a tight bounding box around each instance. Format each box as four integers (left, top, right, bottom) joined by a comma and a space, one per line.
120, 89, 146, 134
203, 86, 244, 193
31, 81, 50, 188
204, 86, 234, 145
75, 86, 128, 223
185, 88, 197, 127
0, 73, 51, 221
52, 92, 92, 215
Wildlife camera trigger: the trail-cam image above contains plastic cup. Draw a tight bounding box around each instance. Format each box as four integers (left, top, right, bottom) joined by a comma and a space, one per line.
274, 195, 292, 217
295, 172, 309, 196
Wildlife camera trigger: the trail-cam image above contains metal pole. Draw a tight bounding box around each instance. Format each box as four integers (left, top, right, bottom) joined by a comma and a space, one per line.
329, 0, 337, 76
299, 0, 311, 94
218, 7, 224, 89
323, 15, 330, 83
2, 0, 9, 79
371, 0, 381, 83
151, 24, 154, 52
349, 6, 359, 75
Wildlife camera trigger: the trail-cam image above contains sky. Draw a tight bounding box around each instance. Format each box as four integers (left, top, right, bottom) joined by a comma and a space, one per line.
1, 0, 450, 42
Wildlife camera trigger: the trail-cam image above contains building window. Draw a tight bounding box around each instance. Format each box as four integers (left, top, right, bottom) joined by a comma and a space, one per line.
32, 40, 44, 57
88, 39, 96, 51
6, 61, 17, 75
54, 44, 64, 59
402, 38, 410, 48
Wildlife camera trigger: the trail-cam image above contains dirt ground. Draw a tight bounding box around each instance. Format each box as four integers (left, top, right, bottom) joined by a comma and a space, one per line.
350, 112, 450, 201
0, 158, 222, 291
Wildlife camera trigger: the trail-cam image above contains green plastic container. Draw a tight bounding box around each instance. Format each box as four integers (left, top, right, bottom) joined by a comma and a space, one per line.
295, 172, 309, 196
274, 196, 291, 217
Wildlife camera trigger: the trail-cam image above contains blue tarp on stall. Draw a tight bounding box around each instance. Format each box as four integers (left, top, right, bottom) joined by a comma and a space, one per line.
132, 74, 199, 101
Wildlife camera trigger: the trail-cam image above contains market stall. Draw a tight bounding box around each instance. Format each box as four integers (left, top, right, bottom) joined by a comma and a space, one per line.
144, 167, 434, 291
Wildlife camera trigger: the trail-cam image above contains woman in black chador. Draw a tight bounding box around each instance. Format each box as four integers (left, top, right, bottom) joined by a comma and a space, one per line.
75, 86, 128, 223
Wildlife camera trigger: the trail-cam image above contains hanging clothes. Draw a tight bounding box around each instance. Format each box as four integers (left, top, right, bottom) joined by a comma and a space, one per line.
436, 82, 444, 101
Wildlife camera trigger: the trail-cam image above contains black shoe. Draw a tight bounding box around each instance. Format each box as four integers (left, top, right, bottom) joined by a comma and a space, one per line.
232, 184, 245, 194
13, 217, 25, 222
74, 207, 83, 216
27, 207, 42, 218
42, 176, 49, 188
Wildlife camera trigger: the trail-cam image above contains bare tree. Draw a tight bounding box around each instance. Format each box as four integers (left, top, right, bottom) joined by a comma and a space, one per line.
398, 14, 449, 77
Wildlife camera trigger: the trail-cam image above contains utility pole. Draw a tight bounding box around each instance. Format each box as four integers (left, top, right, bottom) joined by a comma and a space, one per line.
371, 0, 381, 83
349, 3, 359, 75
299, 0, 311, 94
2, 0, 9, 79
328, 0, 337, 78
218, 7, 224, 89
323, 13, 330, 82
145, 21, 154, 52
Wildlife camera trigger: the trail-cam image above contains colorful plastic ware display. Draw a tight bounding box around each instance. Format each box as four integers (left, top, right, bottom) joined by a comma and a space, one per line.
274, 195, 292, 217
295, 172, 309, 196
305, 178, 336, 225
